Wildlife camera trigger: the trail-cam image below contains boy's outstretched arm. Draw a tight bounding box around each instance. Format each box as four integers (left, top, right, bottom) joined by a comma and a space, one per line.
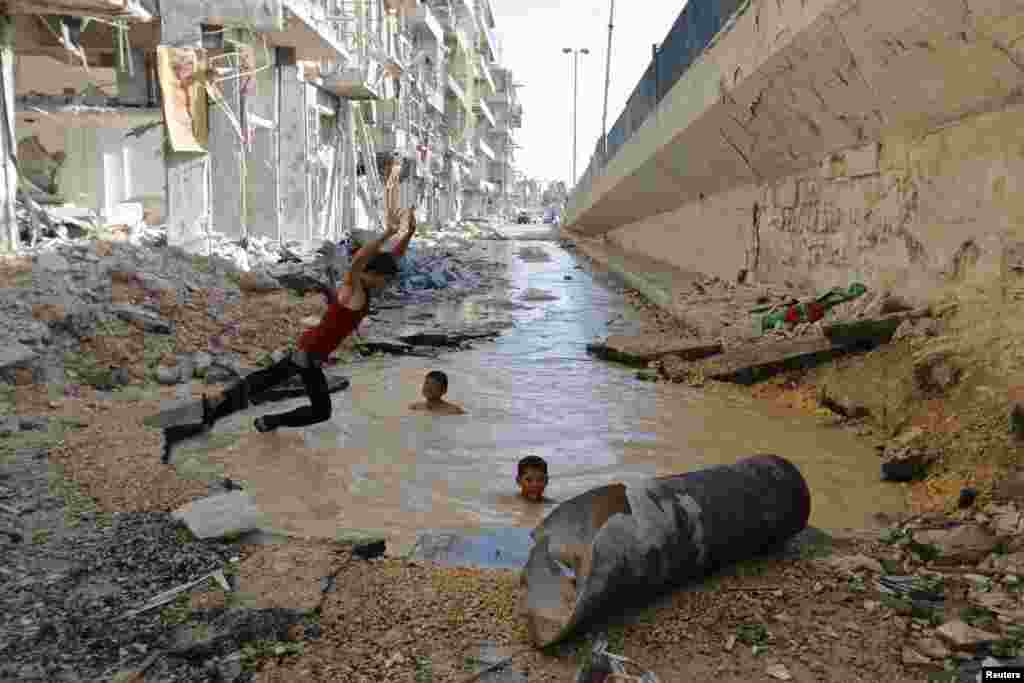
350, 163, 403, 278
391, 209, 417, 259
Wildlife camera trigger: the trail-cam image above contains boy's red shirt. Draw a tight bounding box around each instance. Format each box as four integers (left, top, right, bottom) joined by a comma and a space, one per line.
296, 242, 405, 357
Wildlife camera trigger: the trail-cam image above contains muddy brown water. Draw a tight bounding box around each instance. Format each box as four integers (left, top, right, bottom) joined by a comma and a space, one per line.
184, 225, 905, 557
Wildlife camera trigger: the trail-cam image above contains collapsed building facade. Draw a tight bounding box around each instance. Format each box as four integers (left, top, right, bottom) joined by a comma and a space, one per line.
0, 0, 524, 255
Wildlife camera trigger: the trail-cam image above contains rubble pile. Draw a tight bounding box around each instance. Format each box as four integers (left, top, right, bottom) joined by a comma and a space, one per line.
817, 496, 1024, 678
1, 216, 508, 388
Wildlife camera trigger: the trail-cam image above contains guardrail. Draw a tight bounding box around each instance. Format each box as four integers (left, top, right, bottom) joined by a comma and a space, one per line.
566, 0, 746, 221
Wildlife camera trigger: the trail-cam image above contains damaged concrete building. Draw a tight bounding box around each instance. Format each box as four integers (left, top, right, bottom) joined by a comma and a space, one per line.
0, 0, 523, 255
564, 0, 1024, 305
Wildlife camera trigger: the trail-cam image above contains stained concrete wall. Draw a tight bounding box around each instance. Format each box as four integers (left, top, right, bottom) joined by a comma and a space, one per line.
569, 0, 1024, 299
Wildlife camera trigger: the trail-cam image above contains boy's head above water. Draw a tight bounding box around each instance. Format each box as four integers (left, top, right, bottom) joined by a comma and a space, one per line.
516, 456, 548, 502
422, 370, 448, 402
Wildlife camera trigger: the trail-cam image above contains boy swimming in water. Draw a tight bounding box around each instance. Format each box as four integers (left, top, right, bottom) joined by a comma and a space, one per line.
409, 370, 465, 415
516, 456, 550, 503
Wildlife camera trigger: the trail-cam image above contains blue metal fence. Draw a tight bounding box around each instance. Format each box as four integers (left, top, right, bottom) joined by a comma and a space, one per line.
568, 0, 746, 218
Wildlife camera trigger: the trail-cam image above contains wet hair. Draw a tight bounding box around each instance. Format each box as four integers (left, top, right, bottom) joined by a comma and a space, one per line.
425, 370, 448, 391
517, 456, 548, 479
365, 252, 399, 277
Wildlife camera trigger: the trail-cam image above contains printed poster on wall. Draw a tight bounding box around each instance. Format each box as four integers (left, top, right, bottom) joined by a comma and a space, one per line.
157, 46, 209, 153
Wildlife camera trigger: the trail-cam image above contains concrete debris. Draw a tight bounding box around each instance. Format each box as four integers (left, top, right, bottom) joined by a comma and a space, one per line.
822, 553, 884, 574
520, 288, 558, 301
934, 620, 1001, 650
1, 216, 509, 392
586, 335, 722, 367
171, 491, 269, 541
912, 524, 1000, 563
516, 245, 552, 262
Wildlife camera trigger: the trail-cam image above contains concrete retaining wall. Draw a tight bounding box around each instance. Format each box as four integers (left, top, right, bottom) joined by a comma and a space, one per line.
567, 0, 1024, 298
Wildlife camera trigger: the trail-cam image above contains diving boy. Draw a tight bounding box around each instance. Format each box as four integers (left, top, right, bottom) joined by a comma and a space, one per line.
199, 161, 418, 434
409, 370, 465, 415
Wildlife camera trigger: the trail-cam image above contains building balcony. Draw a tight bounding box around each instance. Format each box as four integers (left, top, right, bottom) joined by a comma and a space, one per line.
474, 97, 495, 128
322, 63, 384, 100
376, 124, 411, 155
409, 1, 444, 45
478, 24, 498, 62
6, 0, 153, 20
485, 89, 510, 106
476, 137, 495, 161
446, 73, 469, 112
265, 0, 351, 62
476, 56, 496, 95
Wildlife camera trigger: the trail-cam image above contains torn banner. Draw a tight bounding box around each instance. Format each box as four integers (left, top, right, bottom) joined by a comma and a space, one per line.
520, 454, 812, 647
157, 46, 209, 153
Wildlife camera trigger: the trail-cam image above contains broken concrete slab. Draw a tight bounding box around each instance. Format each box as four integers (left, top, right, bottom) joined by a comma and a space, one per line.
410, 528, 534, 570
398, 329, 503, 348
934, 620, 1001, 650
586, 335, 722, 367
520, 288, 559, 302
111, 304, 174, 334
171, 492, 269, 541
0, 342, 38, 382
698, 338, 848, 385
913, 524, 1000, 563
356, 339, 438, 357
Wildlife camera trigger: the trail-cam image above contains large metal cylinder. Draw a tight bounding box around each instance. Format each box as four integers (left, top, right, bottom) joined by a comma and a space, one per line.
520, 454, 811, 647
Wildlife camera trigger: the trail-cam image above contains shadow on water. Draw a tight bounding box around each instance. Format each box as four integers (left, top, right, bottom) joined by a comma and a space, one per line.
192, 225, 905, 559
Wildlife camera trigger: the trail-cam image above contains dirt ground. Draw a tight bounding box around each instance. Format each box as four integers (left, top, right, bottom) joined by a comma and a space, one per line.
6, 245, 1023, 682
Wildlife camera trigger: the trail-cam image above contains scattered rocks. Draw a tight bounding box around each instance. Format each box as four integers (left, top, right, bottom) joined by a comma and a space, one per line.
994, 468, 1024, 504
901, 647, 931, 665
111, 303, 174, 334
915, 636, 951, 659
988, 551, 1024, 575
823, 553, 884, 574
894, 316, 941, 341
156, 365, 181, 385
520, 288, 559, 302
817, 386, 870, 420
171, 491, 270, 541
880, 427, 935, 482
765, 663, 793, 680
913, 350, 962, 396
516, 245, 552, 262
169, 607, 313, 660
934, 620, 1001, 650
913, 524, 999, 563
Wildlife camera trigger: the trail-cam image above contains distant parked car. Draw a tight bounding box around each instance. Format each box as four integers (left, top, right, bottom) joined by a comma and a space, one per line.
516, 211, 530, 224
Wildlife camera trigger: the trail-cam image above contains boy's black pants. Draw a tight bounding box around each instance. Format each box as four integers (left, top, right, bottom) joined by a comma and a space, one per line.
212, 353, 331, 429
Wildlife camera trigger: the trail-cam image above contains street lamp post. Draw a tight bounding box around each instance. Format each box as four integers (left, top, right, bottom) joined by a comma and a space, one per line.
601, 1, 615, 162
562, 46, 589, 187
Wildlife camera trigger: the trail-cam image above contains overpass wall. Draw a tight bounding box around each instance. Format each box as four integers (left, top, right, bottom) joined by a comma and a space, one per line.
567, 0, 1024, 299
